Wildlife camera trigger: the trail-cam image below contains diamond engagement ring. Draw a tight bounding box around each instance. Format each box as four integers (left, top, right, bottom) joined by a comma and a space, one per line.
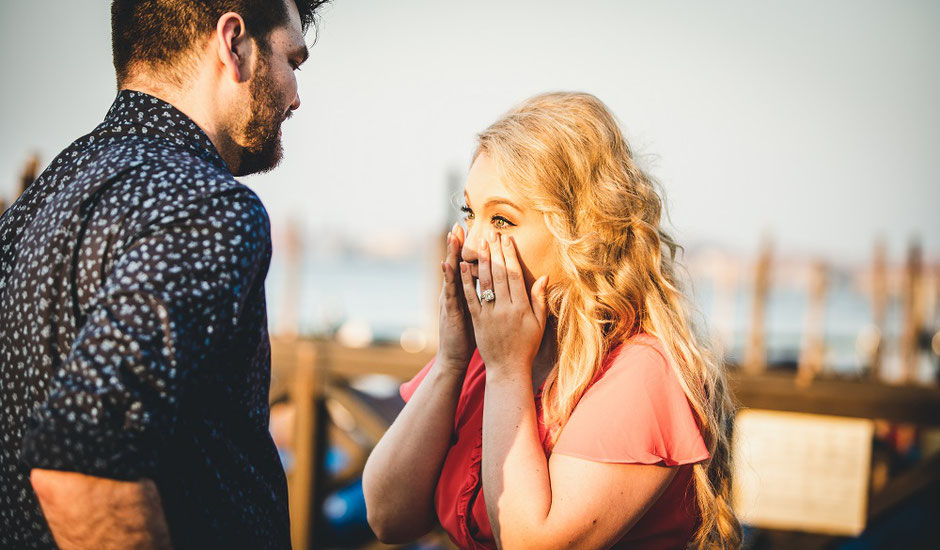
481, 289, 496, 303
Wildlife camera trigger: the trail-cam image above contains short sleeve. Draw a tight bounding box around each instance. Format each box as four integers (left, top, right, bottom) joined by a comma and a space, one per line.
400, 356, 436, 402
551, 339, 710, 466
19, 187, 271, 480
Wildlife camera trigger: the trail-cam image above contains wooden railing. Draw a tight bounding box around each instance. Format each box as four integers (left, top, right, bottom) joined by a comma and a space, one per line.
270, 337, 940, 549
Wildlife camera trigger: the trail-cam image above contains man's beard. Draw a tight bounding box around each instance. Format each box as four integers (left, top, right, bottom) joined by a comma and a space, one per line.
233, 57, 288, 177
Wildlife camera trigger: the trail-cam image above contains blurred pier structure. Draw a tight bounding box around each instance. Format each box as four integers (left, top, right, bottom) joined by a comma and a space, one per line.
743, 235, 772, 375
0, 152, 39, 213
262, 212, 940, 548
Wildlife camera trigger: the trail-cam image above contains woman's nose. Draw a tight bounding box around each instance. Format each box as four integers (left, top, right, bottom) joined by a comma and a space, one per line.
461, 225, 481, 263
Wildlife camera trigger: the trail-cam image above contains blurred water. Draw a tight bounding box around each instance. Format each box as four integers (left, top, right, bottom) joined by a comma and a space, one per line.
266, 253, 933, 377
689, 277, 907, 373
266, 254, 431, 341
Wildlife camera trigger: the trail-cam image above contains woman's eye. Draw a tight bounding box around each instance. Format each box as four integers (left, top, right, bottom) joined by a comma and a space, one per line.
460, 206, 474, 221
492, 216, 514, 229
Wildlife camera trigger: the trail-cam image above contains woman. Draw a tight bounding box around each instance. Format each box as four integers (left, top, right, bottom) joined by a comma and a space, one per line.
362, 92, 741, 549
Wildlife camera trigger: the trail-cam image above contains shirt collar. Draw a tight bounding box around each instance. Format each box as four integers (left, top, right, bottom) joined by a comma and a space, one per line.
103, 89, 229, 173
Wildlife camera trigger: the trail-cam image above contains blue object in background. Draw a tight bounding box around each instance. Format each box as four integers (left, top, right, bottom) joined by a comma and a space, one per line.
324, 444, 351, 476
837, 487, 940, 550
323, 478, 369, 537
278, 444, 349, 476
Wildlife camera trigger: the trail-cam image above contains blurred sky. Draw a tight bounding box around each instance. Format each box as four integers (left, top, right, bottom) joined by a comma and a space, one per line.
2, 0, 938, 262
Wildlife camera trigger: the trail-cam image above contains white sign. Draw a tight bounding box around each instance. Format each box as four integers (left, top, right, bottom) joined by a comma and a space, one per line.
732, 409, 873, 536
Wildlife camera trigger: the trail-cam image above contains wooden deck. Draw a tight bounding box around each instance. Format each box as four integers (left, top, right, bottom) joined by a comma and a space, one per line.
269, 337, 940, 549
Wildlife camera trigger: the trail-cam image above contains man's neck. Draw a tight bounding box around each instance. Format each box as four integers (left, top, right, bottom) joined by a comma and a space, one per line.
120, 81, 239, 174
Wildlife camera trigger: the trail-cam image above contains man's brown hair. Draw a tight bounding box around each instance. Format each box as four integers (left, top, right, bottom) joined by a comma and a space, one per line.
111, 0, 327, 87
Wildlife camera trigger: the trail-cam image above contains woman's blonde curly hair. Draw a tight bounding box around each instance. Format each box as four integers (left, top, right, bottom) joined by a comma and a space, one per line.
475, 92, 742, 549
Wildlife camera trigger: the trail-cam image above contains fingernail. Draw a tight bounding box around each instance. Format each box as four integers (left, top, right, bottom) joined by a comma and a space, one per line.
480, 237, 487, 251
460, 262, 468, 273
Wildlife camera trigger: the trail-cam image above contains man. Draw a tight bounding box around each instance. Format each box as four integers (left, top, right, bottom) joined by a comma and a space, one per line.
0, 1, 327, 548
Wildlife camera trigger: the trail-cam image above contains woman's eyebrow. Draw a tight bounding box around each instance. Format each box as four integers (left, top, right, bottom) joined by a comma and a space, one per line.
484, 197, 521, 211
463, 192, 521, 212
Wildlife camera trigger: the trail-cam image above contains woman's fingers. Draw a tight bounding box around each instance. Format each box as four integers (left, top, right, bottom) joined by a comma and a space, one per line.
501, 235, 527, 305
439, 231, 452, 292
441, 232, 459, 311
477, 235, 494, 305
443, 229, 471, 317
447, 224, 461, 270
531, 275, 549, 329
459, 261, 482, 316
443, 263, 461, 313
439, 261, 448, 303
447, 227, 468, 311
489, 232, 511, 303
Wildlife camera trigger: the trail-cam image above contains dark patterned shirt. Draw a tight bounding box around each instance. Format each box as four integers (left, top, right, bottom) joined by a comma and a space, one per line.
0, 90, 289, 549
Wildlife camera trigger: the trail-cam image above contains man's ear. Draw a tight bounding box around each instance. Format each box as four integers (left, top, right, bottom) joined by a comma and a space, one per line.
216, 12, 253, 83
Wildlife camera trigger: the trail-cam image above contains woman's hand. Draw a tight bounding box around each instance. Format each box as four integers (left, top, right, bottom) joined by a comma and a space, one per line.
364, 225, 477, 542
459, 231, 549, 378
438, 223, 476, 373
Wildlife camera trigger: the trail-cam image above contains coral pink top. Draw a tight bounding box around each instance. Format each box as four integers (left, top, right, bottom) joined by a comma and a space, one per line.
400, 333, 710, 549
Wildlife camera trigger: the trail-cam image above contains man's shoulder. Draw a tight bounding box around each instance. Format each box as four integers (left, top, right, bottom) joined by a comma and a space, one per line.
73, 132, 269, 242
88, 133, 265, 213
98, 134, 239, 194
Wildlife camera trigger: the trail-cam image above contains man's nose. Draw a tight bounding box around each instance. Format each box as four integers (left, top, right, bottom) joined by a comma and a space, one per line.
290, 91, 301, 111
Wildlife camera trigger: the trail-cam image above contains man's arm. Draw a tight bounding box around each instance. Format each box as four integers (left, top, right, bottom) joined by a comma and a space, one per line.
31, 470, 172, 550
20, 187, 271, 546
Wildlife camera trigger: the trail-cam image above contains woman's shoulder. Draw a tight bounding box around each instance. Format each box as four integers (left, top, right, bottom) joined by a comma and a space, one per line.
583, 332, 678, 407
600, 332, 672, 381
552, 332, 710, 466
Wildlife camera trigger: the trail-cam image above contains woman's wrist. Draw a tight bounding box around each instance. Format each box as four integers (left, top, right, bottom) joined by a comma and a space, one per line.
432, 359, 470, 385
484, 361, 532, 386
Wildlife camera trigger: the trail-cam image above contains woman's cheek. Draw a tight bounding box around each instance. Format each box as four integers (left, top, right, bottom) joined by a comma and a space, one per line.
515, 248, 539, 288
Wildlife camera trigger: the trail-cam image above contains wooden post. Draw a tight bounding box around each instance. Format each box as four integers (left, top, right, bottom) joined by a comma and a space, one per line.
289, 340, 319, 550
744, 236, 772, 374
900, 239, 924, 383
797, 260, 828, 386
931, 267, 940, 384
711, 256, 740, 357
869, 238, 888, 381
276, 219, 303, 339
20, 153, 40, 196
2, 153, 40, 214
